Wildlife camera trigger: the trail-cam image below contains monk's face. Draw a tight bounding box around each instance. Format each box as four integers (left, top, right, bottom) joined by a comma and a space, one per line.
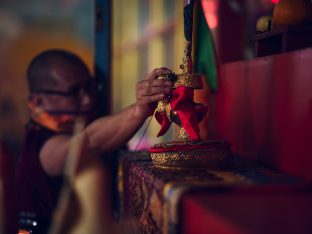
36, 63, 96, 115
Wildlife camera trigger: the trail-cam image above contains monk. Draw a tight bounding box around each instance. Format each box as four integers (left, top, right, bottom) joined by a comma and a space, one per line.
15, 49, 172, 233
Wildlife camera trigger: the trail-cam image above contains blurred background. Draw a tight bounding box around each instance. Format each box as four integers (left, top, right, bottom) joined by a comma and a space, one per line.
0, 0, 94, 161
0, 0, 278, 160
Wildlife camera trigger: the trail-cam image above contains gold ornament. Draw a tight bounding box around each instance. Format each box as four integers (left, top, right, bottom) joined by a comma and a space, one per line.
173, 74, 202, 89
151, 15, 231, 169
150, 141, 232, 169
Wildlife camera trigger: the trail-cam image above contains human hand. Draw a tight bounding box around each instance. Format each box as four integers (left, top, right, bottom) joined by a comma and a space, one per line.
135, 67, 173, 118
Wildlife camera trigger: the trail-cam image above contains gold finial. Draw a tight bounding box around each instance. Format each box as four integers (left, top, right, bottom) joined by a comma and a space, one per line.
180, 41, 192, 74
176, 127, 190, 141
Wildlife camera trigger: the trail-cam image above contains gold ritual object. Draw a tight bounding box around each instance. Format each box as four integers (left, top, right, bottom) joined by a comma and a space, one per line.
149, 41, 231, 169
149, 0, 231, 168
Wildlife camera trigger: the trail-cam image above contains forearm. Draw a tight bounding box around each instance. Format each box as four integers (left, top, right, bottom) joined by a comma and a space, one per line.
84, 104, 147, 153
85, 67, 172, 153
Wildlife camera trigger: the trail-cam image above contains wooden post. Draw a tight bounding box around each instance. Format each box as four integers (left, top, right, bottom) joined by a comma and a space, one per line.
95, 0, 112, 116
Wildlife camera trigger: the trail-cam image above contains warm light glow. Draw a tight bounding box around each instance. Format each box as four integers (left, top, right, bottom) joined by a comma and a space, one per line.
202, 0, 218, 12
201, 0, 219, 29
205, 13, 218, 29
271, 0, 280, 4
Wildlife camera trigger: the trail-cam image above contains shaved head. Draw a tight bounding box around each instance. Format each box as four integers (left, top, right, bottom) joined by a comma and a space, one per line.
27, 49, 91, 93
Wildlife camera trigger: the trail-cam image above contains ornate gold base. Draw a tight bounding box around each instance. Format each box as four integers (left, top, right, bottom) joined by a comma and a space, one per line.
150, 140, 232, 169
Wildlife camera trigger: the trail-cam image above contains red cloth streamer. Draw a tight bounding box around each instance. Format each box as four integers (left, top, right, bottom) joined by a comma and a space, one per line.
155, 86, 200, 140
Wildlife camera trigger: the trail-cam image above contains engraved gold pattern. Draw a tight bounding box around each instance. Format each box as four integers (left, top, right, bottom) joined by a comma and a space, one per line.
151, 148, 231, 169
152, 32, 217, 169
120, 152, 295, 233
176, 127, 190, 141
156, 100, 166, 113
173, 74, 202, 89
180, 41, 192, 74
156, 100, 172, 122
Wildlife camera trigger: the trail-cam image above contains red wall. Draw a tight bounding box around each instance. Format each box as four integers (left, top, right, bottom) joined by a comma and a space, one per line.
215, 48, 312, 180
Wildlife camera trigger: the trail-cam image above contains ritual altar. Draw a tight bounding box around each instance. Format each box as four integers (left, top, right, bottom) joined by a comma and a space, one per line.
117, 1, 312, 233
118, 151, 310, 234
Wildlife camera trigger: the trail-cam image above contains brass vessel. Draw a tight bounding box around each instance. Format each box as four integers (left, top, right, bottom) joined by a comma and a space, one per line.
150, 41, 231, 169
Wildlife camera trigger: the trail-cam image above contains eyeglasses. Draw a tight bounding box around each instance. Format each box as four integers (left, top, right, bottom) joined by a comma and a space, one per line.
34, 79, 98, 98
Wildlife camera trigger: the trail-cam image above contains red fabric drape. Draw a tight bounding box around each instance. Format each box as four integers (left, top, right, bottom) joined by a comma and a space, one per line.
155, 86, 200, 140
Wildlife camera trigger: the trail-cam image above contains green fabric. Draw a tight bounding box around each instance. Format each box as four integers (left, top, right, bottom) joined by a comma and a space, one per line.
193, 3, 218, 92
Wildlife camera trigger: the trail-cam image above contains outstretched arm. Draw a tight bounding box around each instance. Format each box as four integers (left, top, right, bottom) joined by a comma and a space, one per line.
84, 103, 149, 153
85, 67, 172, 152
40, 67, 172, 176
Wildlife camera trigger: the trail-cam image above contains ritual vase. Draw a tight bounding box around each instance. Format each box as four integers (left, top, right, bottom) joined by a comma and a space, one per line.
149, 43, 231, 169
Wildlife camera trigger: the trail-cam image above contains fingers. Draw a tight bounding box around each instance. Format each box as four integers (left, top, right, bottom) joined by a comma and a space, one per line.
136, 93, 165, 105
137, 85, 171, 96
135, 67, 173, 114
145, 67, 173, 80
137, 77, 172, 100
137, 68, 173, 95
137, 78, 171, 92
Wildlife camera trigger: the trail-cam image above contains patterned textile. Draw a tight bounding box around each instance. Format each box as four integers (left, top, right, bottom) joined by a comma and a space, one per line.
119, 151, 305, 234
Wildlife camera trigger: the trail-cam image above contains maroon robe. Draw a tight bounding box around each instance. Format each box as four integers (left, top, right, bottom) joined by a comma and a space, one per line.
16, 121, 64, 233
